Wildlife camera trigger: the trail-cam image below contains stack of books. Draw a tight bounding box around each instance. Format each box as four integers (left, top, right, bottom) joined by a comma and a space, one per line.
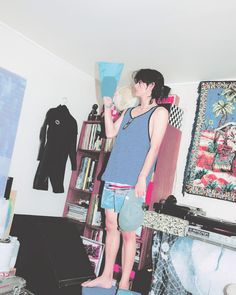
66, 201, 89, 222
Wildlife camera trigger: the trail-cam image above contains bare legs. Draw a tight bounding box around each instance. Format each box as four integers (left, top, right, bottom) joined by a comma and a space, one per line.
81, 209, 120, 288
119, 231, 136, 289
82, 209, 137, 290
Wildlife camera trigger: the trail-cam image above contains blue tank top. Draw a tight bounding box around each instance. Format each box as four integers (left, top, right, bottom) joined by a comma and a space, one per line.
102, 106, 159, 186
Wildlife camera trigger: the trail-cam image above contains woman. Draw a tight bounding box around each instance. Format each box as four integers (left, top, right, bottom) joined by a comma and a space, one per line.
82, 69, 170, 291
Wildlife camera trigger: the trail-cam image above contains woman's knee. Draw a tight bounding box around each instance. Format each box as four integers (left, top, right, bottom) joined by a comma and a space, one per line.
122, 231, 136, 242
105, 217, 118, 231
104, 209, 118, 231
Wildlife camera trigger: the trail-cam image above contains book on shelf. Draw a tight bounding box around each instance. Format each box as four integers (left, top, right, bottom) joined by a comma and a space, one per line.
104, 137, 115, 152
91, 124, 102, 151
82, 157, 92, 190
91, 195, 98, 224
68, 204, 88, 213
88, 124, 96, 150
90, 228, 104, 243
86, 160, 96, 191
76, 157, 86, 189
81, 124, 92, 150
76, 156, 97, 191
87, 194, 100, 226
85, 159, 97, 191
92, 211, 102, 227
68, 203, 88, 211
93, 124, 102, 151
87, 195, 96, 225
91, 195, 102, 227
67, 212, 87, 222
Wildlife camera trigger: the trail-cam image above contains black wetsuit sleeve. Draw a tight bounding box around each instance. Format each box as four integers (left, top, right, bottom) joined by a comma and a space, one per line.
69, 121, 78, 170
37, 110, 50, 160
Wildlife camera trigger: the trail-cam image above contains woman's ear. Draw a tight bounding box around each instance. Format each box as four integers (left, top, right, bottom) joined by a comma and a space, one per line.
146, 83, 155, 98
148, 82, 155, 90
147, 82, 155, 92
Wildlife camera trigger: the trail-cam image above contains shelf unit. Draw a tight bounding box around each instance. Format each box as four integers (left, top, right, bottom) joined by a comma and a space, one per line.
63, 120, 113, 243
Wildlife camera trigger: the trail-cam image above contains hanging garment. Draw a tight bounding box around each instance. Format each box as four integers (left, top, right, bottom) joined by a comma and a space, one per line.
33, 105, 77, 193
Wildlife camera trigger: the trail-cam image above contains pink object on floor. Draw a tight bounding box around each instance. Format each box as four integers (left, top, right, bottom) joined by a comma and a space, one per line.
113, 264, 135, 279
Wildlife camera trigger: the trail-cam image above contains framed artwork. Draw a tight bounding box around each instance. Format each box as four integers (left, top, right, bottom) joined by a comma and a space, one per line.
183, 81, 236, 202
81, 236, 105, 276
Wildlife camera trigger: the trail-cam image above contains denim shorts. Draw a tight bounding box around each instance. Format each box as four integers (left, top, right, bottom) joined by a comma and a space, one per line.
101, 182, 130, 213
101, 182, 145, 231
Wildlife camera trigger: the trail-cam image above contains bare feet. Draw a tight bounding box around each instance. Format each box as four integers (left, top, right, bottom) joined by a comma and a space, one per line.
81, 275, 113, 288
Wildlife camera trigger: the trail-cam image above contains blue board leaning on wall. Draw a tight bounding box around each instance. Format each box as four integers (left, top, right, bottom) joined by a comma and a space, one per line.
0, 67, 26, 198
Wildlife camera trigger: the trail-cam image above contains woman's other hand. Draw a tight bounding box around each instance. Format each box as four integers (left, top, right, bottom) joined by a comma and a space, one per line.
135, 175, 146, 198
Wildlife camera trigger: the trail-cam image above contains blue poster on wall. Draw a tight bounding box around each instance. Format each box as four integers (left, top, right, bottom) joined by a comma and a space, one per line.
0, 67, 26, 198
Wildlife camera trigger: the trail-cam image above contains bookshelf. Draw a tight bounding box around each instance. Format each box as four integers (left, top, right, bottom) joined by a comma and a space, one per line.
63, 120, 114, 244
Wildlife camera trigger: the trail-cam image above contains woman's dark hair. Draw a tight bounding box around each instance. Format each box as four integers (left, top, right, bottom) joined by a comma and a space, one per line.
133, 69, 170, 101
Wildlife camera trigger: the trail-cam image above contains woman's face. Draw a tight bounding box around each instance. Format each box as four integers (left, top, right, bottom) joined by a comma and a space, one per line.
133, 80, 149, 97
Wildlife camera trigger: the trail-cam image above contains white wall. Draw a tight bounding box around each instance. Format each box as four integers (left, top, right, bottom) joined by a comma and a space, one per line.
170, 82, 236, 222
0, 23, 97, 217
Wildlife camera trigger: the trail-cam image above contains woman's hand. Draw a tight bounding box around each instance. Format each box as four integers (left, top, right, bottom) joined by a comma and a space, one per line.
135, 175, 146, 198
103, 96, 113, 107
103, 91, 120, 106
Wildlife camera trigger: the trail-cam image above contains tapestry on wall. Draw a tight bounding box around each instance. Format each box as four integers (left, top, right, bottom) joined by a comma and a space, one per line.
183, 81, 236, 202
0, 67, 26, 198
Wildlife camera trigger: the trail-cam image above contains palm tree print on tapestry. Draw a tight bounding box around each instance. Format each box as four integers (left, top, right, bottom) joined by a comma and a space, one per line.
183, 81, 236, 202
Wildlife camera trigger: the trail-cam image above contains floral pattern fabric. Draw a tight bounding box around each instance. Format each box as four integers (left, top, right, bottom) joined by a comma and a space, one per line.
183, 81, 236, 202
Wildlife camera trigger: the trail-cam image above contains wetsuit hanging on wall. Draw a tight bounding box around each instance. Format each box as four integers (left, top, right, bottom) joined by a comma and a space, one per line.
33, 105, 77, 193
